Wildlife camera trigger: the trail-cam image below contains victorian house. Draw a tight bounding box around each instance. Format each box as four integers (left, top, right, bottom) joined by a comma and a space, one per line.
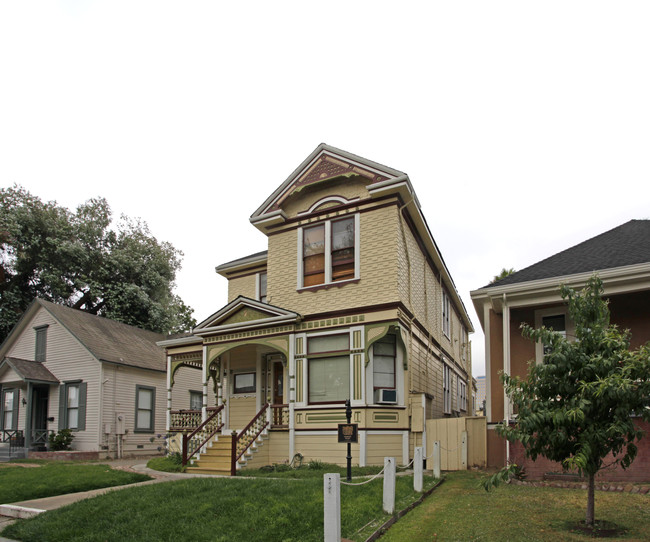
160, 144, 473, 474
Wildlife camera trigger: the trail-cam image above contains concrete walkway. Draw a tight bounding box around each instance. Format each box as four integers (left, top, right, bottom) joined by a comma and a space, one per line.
0, 457, 219, 534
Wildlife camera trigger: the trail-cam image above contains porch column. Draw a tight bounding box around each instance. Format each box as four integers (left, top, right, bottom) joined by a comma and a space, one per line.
217, 357, 223, 408
289, 333, 295, 461
25, 382, 33, 448
202, 345, 208, 423
502, 293, 511, 464
166, 355, 171, 433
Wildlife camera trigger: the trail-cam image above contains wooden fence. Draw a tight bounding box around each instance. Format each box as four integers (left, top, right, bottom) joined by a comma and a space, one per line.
425, 416, 486, 470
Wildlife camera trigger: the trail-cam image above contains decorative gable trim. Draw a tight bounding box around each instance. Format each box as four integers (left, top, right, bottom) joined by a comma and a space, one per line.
194, 297, 301, 336
250, 143, 406, 230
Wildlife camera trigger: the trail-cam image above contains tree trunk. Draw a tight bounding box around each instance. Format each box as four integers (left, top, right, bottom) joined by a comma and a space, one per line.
586, 472, 595, 526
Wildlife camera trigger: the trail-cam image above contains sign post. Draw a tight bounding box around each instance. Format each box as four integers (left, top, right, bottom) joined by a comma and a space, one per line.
337, 399, 357, 482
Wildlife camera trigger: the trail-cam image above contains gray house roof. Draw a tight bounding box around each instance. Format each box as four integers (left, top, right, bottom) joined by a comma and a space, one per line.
1, 299, 167, 373
0, 357, 60, 384
486, 220, 650, 288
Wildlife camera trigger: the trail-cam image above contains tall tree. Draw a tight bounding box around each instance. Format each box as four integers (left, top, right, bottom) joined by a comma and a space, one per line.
491, 275, 650, 526
0, 185, 196, 341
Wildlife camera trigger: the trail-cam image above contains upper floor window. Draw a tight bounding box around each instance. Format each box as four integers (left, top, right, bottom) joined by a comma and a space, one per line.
460, 326, 467, 361
35, 325, 48, 362
257, 272, 268, 303
442, 292, 451, 338
443, 364, 452, 414
299, 215, 359, 288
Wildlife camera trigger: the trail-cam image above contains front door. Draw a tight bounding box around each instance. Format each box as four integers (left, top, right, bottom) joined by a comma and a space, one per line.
31, 386, 49, 448
272, 362, 284, 405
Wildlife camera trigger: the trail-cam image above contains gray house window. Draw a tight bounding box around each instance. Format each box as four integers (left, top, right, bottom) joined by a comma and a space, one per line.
135, 385, 155, 432
35, 325, 48, 362
2, 389, 19, 430
190, 390, 202, 410
58, 382, 87, 431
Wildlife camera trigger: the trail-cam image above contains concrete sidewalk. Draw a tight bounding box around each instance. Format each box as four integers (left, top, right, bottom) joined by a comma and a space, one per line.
0, 458, 218, 531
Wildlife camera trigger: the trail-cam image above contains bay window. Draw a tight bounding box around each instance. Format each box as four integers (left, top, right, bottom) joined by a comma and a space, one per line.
373, 334, 396, 390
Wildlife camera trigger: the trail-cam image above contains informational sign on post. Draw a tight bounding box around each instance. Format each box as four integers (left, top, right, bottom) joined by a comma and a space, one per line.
337, 423, 358, 443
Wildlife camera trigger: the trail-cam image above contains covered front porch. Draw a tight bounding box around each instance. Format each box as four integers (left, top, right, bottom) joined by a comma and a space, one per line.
0, 357, 60, 459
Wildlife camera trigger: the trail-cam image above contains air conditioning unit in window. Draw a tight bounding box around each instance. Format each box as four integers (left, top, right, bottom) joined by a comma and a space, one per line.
374, 388, 397, 404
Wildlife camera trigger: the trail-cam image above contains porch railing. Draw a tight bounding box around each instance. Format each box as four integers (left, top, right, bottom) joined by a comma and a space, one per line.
231, 403, 270, 476
31, 429, 53, 448
171, 408, 217, 431
270, 403, 289, 428
181, 405, 225, 466
2, 430, 25, 456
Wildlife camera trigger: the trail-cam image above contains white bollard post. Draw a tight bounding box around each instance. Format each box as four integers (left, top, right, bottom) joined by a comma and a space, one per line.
433, 441, 441, 479
383, 457, 396, 514
461, 431, 468, 470
324, 473, 341, 542
414, 446, 423, 492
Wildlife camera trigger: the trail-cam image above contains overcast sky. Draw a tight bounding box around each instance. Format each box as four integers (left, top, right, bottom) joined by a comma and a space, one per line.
2, 2, 649, 376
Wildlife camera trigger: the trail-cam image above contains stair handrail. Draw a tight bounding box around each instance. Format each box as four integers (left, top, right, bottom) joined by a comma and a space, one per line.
181, 404, 225, 466
231, 403, 270, 475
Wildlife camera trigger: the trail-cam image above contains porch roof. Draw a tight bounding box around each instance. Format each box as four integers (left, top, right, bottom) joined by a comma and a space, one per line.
0, 357, 60, 384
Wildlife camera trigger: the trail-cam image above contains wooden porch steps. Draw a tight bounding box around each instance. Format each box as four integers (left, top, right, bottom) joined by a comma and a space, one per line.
186, 434, 233, 475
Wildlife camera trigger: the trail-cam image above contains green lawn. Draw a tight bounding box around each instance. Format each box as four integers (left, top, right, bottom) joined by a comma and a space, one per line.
0, 462, 151, 504
381, 471, 650, 541
2, 473, 437, 542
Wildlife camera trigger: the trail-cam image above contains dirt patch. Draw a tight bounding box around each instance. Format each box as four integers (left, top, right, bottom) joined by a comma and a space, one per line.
0, 463, 41, 468
567, 520, 627, 538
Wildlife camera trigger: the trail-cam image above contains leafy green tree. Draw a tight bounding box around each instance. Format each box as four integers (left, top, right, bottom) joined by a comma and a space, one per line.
492, 275, 650, 526
0, 185, 196, 341
491, 267, 515, 283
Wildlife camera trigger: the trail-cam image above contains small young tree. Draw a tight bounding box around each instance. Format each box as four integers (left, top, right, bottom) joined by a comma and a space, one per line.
495, 275, 650, 526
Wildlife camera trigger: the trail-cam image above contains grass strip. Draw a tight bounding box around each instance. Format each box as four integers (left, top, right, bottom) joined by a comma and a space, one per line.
2, 473, 439, 541
0, 463, 151, 504
380, 470, 650, 541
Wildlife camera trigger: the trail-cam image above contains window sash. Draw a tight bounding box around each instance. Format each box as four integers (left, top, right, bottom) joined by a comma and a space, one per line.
443, 365, 451, 413
233, 372, 256, 394
2, 391, 14, 430
308, 333, 349, 354
373, 335, 396, 390
259, 273, 267, 303
190, 391, 202, 410
308, 355, 350, 403
67, 385, 80, 429
136, 387, 154, 431
331, 218, 355, 282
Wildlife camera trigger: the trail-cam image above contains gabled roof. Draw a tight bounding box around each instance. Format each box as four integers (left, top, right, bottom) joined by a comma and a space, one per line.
0, 299, 166, 373
0, 357, 59, 384
250, 143, 411, 230
485, 220, 650, 289
194, 296, 301, 336
216, 250, 268, 277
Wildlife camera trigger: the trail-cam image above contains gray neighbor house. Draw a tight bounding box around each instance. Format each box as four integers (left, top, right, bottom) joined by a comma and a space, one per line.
0, 299, 202, 459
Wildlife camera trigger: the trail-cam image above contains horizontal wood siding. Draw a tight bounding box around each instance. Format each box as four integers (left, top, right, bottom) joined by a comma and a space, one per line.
229, 396, 256, 430
366, 432, 404, 466
7, 309, 101, 451
294, 434, 360, 466
171, 365, 215, 410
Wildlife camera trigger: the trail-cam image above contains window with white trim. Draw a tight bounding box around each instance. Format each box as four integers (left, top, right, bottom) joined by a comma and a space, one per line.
442, 292, 451, 338
443, 364, 452, 414
542, 314, 566, 355
457, 377, 467, 412
59, 381, 87, 431
534, 308, 573, 363
373, 334, 396, 390
257, 272, 268, 303
35, 325, 48, 362
190, 390, 202, 410
2, 389, 17, 430
308, 333, 350, 404
299, 214, 358, 288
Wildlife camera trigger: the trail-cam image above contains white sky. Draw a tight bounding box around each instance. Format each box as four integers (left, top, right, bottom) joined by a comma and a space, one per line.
1, 2, 649, 377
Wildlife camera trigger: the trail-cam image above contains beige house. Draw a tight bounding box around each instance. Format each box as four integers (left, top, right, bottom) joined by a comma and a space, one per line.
162, 144, 474, 474
0, 299, 204, 459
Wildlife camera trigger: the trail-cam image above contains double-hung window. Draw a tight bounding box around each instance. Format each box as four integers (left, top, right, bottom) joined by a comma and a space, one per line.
190, 390, 202, 411
2, 389, 17, 430
373, 334, 396, 390
308, 334, 350, 404
442, 292, 451, 338
300, 215, 358, 288
135, 385, 155, 432
257, 272, 268, 303
59, 381, 86, 431
457, 377, 467, 412
443, 364, 452, 414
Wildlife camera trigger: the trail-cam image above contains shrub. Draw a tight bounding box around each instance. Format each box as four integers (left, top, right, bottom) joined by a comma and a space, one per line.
49, 429, 74, 451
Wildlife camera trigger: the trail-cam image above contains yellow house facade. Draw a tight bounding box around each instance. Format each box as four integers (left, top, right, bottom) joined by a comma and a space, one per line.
160, 144, 473, 473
